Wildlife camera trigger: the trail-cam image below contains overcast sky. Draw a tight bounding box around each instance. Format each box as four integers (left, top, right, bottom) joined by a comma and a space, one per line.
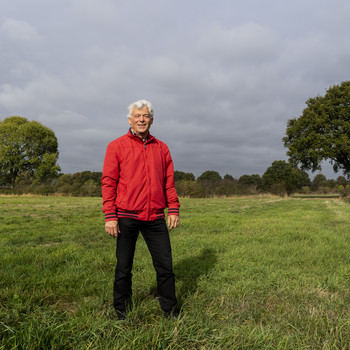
1, 0, 349, 179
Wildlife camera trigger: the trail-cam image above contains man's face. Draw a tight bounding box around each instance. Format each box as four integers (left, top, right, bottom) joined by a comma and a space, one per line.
128, 106, 153, 137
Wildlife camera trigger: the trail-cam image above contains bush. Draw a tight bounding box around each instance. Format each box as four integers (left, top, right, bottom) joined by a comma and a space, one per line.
340, 185, 350, 198
270, 183, 287, 197
55, 183, 72, 195
175, 180, 206, 198
31, 185, 55, 196
214, 185, 227, 196
335, 184, 344, 193
81, 180, 101, 197
317, 186, 331, 194
300, 186, 312, 194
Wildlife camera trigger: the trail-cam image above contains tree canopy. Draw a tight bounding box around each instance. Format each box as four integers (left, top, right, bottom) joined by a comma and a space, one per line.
197, 170, 222, 182
262, 160, 310, 195
174, 170, 195, 181
0, 116, 60, 187
283, 81, 350, 177
239, 174, 262, 188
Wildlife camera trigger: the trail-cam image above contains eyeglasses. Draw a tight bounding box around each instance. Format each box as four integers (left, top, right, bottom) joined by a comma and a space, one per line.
132, 114, 152, 120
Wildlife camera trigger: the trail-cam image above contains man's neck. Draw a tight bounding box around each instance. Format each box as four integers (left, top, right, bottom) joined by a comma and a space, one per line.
131, 128, 149, 142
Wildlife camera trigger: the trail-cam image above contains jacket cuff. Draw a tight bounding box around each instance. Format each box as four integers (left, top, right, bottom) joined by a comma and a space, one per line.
167, 208, 179, 216
105, 213, 118, 221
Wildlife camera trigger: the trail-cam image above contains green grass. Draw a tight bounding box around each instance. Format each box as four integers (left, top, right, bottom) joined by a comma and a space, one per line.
291, 194, 341, 199
0, 195, 349, 349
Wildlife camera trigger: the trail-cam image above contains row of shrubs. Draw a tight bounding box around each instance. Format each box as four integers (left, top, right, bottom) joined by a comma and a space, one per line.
0, 171, 102, 197
175, 180, 349, 198
1, 170, 349, 198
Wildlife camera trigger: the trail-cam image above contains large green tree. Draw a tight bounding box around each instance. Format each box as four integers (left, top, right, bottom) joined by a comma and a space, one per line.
0, 116, 60, 187
283, 81, 350, 177
262, 160, 310, 195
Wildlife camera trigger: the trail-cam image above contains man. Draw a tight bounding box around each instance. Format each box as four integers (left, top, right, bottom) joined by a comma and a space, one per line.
101, 99, 180, 320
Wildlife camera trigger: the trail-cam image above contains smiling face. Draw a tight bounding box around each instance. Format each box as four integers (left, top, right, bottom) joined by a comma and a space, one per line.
128, 106, 153, 139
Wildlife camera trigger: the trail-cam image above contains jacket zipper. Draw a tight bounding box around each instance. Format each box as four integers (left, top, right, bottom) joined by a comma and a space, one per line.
142, 139, 151, 219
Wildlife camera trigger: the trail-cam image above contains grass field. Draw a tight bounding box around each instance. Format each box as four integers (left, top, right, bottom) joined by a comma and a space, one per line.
0, 195, 349, 349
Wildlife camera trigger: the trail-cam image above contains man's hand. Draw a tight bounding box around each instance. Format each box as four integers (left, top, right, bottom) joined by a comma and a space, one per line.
167, 215, 179, 230
105, 220, 120, 238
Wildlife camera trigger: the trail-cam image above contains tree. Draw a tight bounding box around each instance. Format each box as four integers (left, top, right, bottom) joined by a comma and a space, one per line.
219, 174, 238, 196
197, 170, 222, 197
0, 116, 60, 187
311, 174, 327, 192
55, 174, 74, 194
197, 170, 222, 182
283, 81, 350, 177
81, 179, 101, 197
262, 160, 310, 195
239, 174, 263, 188
223, 174, 234, 181
174, 170, 195, 181
336, 176, 348, 187
312, 174, 327, 187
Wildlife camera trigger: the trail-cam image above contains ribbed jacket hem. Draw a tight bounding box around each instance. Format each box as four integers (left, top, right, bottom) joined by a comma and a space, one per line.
167, 208, 179, 216
105, 212, 118, 221
114, 209, 167, 221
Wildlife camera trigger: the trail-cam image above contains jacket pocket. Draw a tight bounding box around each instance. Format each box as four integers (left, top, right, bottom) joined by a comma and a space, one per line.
116, 183, 127, 206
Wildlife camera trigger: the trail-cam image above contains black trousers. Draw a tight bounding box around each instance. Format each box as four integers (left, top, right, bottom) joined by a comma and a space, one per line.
113, 218, 177, 314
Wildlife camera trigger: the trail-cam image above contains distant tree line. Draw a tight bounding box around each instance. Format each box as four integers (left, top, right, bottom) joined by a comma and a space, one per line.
0, 171, 102, 196
1, 161, 349, 198
174, 161, 350, 198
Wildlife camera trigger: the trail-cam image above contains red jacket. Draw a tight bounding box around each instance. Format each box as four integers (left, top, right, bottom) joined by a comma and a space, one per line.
101, 129, 180, 222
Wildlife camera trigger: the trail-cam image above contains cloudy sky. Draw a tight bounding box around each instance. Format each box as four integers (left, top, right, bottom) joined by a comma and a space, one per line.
1, 0, 349, 179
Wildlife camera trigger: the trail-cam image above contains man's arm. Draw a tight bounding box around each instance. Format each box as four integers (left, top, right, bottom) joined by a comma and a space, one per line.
101, 142, 120, 237
163, 146, 180, 229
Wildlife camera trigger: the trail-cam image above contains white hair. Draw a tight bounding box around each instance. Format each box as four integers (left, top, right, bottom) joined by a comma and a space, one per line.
127, 99, 154, 119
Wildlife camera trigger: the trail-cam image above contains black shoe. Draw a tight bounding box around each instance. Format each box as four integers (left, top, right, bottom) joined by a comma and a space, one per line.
164, 308, 180, 320
115, 310, 127, 320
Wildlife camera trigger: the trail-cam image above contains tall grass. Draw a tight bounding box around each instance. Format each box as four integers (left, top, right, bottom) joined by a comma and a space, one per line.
0, 195, 349, 349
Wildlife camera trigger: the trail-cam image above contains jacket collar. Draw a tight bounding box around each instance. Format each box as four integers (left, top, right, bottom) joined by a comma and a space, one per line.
128, 128, 154, 143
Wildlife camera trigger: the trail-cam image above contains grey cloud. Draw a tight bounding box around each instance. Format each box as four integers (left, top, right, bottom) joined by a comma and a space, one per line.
196, 22, 278, 64
70, 0, 122, 26
0, 75, 67, 113
39, 111, 89, 128
1, 18, 44, 45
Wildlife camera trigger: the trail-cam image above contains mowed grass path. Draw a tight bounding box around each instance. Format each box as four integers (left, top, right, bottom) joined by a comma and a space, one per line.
0, 196, 349, 349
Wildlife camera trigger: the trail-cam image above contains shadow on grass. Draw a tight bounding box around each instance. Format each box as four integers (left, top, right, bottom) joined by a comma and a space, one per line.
146, 248, 217, 309
174, 248, 217, 306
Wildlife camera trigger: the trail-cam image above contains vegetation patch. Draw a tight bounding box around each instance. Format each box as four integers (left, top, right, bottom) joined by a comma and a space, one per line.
0, 196, 349, 349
